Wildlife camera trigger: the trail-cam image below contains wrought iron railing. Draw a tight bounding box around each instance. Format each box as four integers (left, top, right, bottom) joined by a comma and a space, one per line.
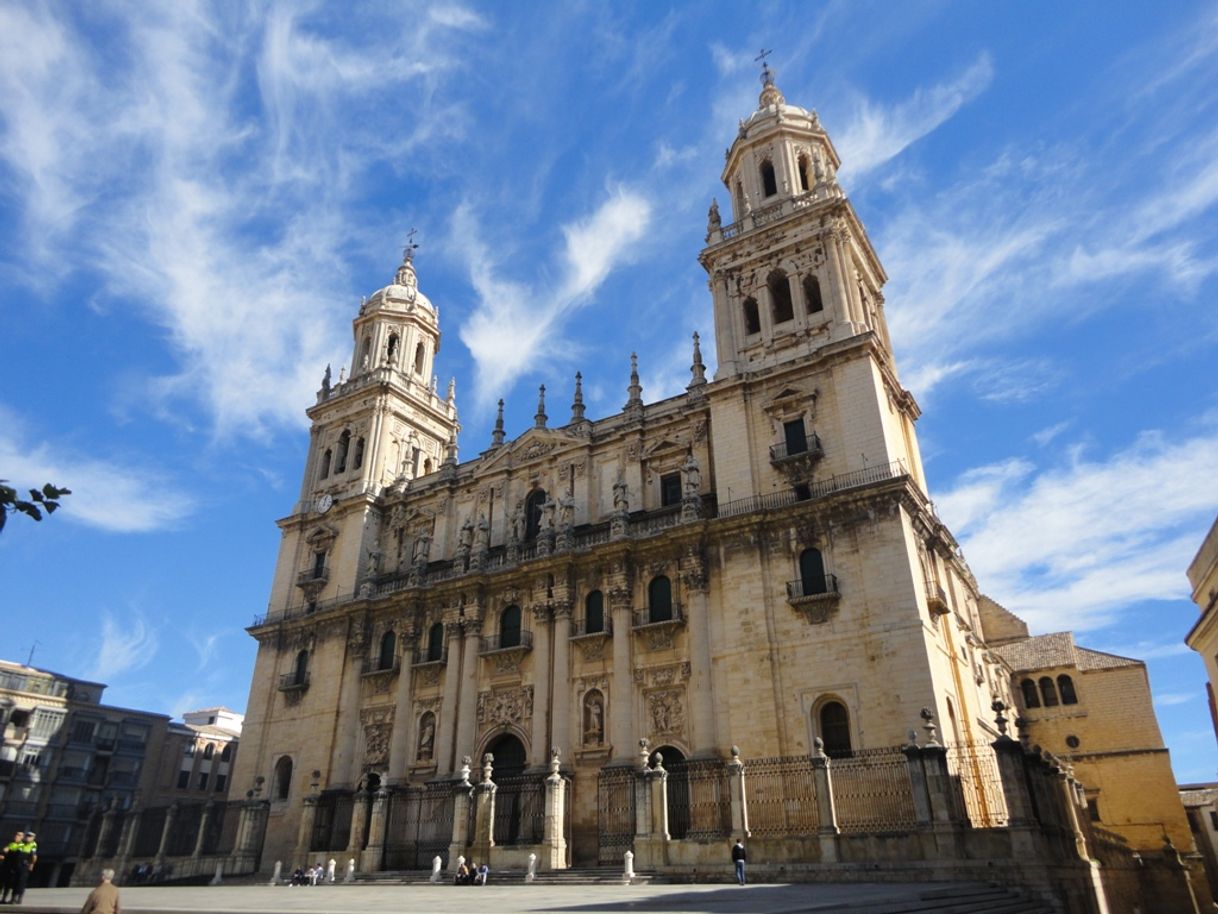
770, 431, 823, 462
946, 742, 1009, 827
411, 645, 448, 666
492, 773, 545, 845
786, 575, 839, 600
277, 671, 309, 691
570, 616, 612, 638
597, 766, 636, 864
717, 459, 908, 518
479, 631, 534, 654
832, 746, 918, 833
745, 755, 821, 837
632, 604, 685, 629
666, 758, 732, 840
295, 567, 329, 587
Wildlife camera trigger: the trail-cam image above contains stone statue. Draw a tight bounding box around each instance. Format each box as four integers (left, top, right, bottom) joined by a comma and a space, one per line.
558, 492, 575, 529
613, 471, 629, 514
584, 691, 604, 744
475, 515, 490, 553
682, 453, 701, 499
541, 496, 556, 535
707, 198, 721, 231
365, 549, 381, 577
338, 366, 347, 384
458, 518, 474, 551
361, 353, 370, 371
417, 713, 435, 761
321, 364, 331, 397
508, 500, 524, 546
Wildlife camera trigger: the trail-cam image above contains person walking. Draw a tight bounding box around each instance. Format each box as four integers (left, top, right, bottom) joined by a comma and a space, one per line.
12, 830, 37, 904
0, 831, 23, 904
79, 868, 120, 914
731, 838, 747, 885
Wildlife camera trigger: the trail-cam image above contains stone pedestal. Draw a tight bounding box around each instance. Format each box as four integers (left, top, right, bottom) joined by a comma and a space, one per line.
810, 749, 840, 862
346, 791, 370, 858
727, 747, 750, 839
296, 795, 319, 863
447, 765, 473, 872
541, 751, 568, 870
360, 787, 389, 872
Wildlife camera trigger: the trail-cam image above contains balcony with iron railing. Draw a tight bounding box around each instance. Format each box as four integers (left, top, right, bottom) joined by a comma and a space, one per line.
479, 631, 534, 656
362, 659, 400, 678
296, 566, 330, 588
632, 604, 685, 630
769, 431, 824, 464
785, 575, 841, 624
569, 616, 613, 639
925, 582, 950, 616
277, 671, 310, 692
411, 645, 449, 667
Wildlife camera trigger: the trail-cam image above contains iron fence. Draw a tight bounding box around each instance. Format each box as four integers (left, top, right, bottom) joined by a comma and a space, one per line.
832, 747, 918, 833
597, 766, 636, 864
946, 742, 1009, 828
492, 773, 545, 845
167, 804, 202, 856
667, 758, 731, 840
384, 783, 455, 869
744, 755, 821, 837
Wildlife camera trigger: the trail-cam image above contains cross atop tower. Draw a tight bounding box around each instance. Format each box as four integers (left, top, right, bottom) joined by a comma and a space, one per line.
402, 227, 420, 264
755, 48, 774, 85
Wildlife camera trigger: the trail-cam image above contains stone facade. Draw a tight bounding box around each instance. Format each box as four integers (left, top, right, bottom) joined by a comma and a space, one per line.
1186, 514, 1218, 744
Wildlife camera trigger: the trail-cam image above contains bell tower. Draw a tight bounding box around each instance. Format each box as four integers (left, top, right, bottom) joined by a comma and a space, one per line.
268, 246, 458, 614
701, 63, 896, 380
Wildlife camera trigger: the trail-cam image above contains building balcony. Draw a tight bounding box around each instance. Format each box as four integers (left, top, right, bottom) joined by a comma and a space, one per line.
56, 765, 89, 784
479, 631, 534, 656
296, 567, 330, 588
362, 659, 400, 678
632, 604, 685, 630
570, 616, 613, 639
785, 575, 841, 623
277, 671, 310, 693
926, 583, 950, 616
411, 646, 448, 667
769, 432, 825, 481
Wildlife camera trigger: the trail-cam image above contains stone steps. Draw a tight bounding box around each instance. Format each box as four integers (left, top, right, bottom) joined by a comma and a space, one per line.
353, 865, 650, 885
845, 884, 1057, 914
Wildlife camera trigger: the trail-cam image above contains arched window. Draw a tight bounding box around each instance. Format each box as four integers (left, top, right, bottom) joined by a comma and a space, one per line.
203, 743, 214, 760
220, 743, 232, 762
378, 630, 396, 671
819, 701, 852, 757
1020, 678, 1041, 708
760, 159, 778, 197
426, 622, 445, 662
423, 458, 433, 474
414, 342, 425, 375
273, 755, 293, 801
386, 333, 399, 365
803, 274, 824, 313
1039, 676, 1060, 707
319, 449, 332, 480
1058, 674, 1078, 705
293, 650, 309, 686
524, 489, 547, 540
648, 575, 673, 623
797, 153, 811, 192
742, 297, 761, 335
335, 430, 351, 473
353, 437, 365, 470
584, 590, 604, 634
499, 604, 522, 648
798, 548, 827, 596
769, 269, 794, 324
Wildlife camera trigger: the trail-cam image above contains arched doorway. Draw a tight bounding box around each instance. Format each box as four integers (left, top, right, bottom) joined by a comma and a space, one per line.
486, 733, 534, 845
649, 745, 689, 839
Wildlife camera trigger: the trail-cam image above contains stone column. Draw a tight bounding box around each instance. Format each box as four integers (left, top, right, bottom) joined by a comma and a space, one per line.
360, 787, 389, 872
550, 603, 573, 758
237, 800, 269, 858
471, 754, 496, 864
296, 794, 319, 863
529, 604, 553, 768
681, 553, 717, 756
346, 790, 370, 857
454, 609, 484, 774
95, 804, 119, 860
634, 740, 653, 839
608, 587, 634, 762
542, 750, 568, 870
902, 744, 934, 827
334, 622, 368, 788
727, 746, 750, 839
115, 808, 139, 878
435, 617, 464, 774
647, 762, 669, 841
192, 801, 214, 859
809, 743, 841, 864
155, 802, 179, 865
990, 735, 1035, 826
387, 623, 419, 785
447, 759, 473, 872
920, 744, 959, 827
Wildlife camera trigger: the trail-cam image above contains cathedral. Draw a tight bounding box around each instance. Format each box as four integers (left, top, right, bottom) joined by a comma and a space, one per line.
230, 65, 1024, 869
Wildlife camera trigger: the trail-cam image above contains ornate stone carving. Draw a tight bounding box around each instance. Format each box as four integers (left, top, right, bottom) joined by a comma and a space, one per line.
646, 688, 685, 736
522, 440, 556, 460
347, 617, 369, 652
477, 686, 534, 727
575, 637, 608, 662
633, 662, 691, 688
360, 708, 393, 767
643, 628, 675, 651
416, 710, 436, 762
582, 690, 605, 745
490, 651, 523, 677
418, 666, 442, 688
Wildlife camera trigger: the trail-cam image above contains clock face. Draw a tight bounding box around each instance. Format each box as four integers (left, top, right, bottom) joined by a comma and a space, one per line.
316, 494, 334, 514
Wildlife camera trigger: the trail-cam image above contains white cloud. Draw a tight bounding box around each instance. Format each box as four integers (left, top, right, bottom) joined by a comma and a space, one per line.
456, 188, 652, 407
0, 407, 195, 533
938, 429, 1218, 633
1031, 421, 1071, 448
836, 53, 994, 179
89, 613, 159, 682
1154, 692, 1197, 707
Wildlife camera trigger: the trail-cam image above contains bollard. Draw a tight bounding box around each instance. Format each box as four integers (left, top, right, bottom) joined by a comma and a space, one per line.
270, 860, 282, 886
327, 858, 336, 884
210, 861, 223, 886
429, 855, 443, 882
624, 850, 635, 880
344, 859, 355, 883
526, 852, 537, 882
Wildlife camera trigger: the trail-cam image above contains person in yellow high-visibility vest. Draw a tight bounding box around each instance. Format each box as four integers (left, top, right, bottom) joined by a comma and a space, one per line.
0, 830, 25, 904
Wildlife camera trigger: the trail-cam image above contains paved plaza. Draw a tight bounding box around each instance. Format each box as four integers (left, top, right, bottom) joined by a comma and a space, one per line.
3, 880, 987, 914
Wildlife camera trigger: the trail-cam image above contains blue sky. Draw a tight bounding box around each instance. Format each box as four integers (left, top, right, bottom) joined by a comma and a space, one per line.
3, 1, 1218, 781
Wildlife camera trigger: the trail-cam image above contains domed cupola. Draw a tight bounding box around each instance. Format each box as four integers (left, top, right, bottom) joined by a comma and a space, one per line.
721, 62, 843, 224
364, 247, 437, 317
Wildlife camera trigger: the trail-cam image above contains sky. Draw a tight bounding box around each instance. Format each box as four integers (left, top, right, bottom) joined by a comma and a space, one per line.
2, 1, 1218, 782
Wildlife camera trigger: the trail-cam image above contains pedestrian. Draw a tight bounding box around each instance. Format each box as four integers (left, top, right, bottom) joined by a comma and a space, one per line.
731, 838, 747, 885
79, 868, 120, 914
0, 831, 22, 904
8, 831, 36, 905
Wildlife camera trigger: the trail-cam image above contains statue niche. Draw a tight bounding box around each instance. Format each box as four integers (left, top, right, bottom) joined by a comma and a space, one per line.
583, 689, 605, 745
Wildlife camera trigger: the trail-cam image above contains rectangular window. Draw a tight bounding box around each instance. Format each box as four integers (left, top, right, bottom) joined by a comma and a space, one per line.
783, 418, 807, 456
71, 720, 97, 744
660, 472, 682, 507
177, 770, 190, 789
1210, 810, 1218, 831
215, 774, 227, 792
197, 772, 209, 791
1086, 798, 1100, 822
